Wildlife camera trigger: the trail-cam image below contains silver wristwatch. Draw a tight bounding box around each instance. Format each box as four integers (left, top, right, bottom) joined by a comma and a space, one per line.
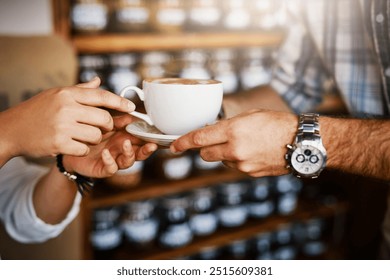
285, 113, 327, 179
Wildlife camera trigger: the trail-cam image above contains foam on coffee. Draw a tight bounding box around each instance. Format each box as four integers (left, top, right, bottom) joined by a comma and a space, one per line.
146, 78, 220, 85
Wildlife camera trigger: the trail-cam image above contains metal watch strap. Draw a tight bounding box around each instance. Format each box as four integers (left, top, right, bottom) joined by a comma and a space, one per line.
296, 113, 321, 143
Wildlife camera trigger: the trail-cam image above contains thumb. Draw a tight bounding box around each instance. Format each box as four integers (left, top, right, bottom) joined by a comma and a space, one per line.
76, 76, 101, 89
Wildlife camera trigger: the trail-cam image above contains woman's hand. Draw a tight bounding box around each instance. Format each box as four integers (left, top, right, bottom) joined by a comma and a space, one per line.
0, 77, 135, 166
63, 114, 158, 178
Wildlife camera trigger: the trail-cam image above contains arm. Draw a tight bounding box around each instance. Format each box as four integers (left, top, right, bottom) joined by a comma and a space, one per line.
171, 110, 390, 181
321, 117, 390, 180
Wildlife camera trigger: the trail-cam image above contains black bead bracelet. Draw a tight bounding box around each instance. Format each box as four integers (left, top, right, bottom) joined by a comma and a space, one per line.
56, 154, 94, 196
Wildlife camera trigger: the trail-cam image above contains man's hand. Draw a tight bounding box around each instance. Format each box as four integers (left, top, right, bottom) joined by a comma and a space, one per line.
171, 110, 297, 177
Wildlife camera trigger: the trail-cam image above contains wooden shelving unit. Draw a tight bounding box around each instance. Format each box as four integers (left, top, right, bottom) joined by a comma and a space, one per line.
89, 169, 248, 209
112, 201, 348, 260
72, 32, 284, 53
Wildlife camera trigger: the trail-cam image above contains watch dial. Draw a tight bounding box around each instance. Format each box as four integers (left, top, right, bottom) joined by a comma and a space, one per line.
291, 145, 324, 175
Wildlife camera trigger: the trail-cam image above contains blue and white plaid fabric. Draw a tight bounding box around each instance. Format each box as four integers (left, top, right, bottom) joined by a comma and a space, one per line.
270, 0, 390, 116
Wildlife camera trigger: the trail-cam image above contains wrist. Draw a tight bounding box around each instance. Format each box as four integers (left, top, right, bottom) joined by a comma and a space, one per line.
319, 116, 348, 170
61, 155, 75, 173
56, 154, 94, 196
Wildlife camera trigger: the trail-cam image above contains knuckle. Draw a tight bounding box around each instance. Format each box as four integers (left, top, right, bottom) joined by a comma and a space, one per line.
229, 147, 244, 161
80, 146, 89, 156
237, 162, 252, 173
199, 149, 211, 161
102, 111, 113, 127
92, 129, 103, 144
192, 132, 205, 146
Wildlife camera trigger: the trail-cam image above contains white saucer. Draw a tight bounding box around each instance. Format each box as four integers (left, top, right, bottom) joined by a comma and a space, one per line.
125, 120, 181, 147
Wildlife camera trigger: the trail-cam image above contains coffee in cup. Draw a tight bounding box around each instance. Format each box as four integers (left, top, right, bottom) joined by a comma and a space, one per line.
119, 78, 223, 135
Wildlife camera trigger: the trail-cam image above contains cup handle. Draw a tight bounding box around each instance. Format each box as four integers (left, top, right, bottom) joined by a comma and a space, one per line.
119, 85, 154, 126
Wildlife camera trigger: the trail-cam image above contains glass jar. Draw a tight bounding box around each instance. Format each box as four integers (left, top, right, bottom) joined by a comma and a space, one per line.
187, 0, 222, 32
78, 55, 107, 84
272, 223, 298, 260
252, 231, 273, 260
275, 174, 303, 215
239, 47, 273, 90
150, 0, 186, 33
90, 206, 122, 258
302, 218, 327, 258
250, 0, 279, 31
189, 187, 218, 236
152, 149, 193, 181
210, 48, 239, 95
196, 246, 221, 260
222, 0, 251, 31
107, 53, 140, 98
121, 200, 159, 248
179, 49, 211, 80
225, 239, 248, 260
192, 151, 222, 173
246, 177, 275, 219
216, 181, 248, 228
138, 51, 172, 80
71, 0, 108, 34
104, 161, 144, 190
109, 0, 151, 33
158, 194, 193, 248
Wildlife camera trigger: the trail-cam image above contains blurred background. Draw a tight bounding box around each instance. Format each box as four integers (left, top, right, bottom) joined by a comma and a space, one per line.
0, 0, 388, 260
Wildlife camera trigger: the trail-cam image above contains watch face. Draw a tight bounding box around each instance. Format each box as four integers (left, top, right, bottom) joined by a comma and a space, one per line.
290, 144, 325, 176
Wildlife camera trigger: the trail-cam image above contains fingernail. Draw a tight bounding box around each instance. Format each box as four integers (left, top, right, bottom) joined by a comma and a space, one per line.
103, 149, 110, 158
128, 101, 136, 112
170, 145, 177, 153
124, 139, 131, 149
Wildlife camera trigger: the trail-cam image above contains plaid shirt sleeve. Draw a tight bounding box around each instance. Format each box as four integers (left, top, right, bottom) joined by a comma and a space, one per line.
270, 3, 330, 114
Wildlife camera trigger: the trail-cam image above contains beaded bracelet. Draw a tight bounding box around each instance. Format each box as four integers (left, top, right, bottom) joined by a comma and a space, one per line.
56, 154, 94, 196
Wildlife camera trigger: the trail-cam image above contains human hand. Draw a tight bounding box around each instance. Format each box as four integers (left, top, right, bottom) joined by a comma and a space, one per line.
0, 77, 135, 162
170, 109, 297, 177
62, 114, 158, 178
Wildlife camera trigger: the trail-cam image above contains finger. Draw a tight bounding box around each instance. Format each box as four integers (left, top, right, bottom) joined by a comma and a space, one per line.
76, 106, 114, 132
73, 88, 136, 113
222, 161, 237, 170
60, 140, 90, 157
199, 143, 229, 162
70, 123, 103, 145
116, 140, 136, 169
171, 122, 228, 153
135, 143, 158, 161
102, 149, 118, 176
113, 114, 134, 130
76, 76, 101, 89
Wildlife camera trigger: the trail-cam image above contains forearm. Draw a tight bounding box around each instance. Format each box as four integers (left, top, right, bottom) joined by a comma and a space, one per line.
33, 165, 78, 224
223, 85, 292, 118
321, 117, 390, 181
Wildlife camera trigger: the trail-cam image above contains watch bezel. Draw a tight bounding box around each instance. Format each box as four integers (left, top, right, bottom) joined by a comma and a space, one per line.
286, 140, 327, 179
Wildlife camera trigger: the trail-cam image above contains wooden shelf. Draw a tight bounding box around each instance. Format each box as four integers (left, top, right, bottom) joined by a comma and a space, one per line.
88, 169, 249, 209
101, 200, 349, 260
72, 32, 284, 53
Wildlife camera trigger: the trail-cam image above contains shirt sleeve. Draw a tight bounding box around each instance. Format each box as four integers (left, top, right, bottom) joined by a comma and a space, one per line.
270, 1, 330, 114
0, 157, 81, 243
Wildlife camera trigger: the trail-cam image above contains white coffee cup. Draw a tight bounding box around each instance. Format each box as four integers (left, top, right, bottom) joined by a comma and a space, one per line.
119, 78, 223, 135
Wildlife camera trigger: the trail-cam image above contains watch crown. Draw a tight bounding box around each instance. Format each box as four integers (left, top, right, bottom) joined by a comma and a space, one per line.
286, 165, 291, 169
286, 144, 293, 150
